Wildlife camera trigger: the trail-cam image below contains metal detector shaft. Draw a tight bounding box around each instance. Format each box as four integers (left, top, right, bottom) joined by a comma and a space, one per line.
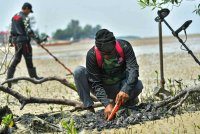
163, 19, 200, 65
159, 21, 165, 89
38, 43, 73, 75
176, 36, 200, 65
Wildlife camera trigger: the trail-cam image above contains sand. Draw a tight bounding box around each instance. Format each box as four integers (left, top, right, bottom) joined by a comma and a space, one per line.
0, 35, 200, 133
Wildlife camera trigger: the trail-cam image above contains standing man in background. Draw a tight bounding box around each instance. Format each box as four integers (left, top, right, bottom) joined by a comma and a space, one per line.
7, 2, 43, 87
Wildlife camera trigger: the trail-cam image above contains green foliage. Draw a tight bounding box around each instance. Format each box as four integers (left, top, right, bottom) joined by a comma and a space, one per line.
167, 78, 175, 95
49, 106, 54, 112
138, 0, 200, 16
138, 0, 182, 10
25, 87, 31, 96
1, 114, 14, 128
60, 106, 64, 112
138, 0, 149, 9
198, 75, 200, 81
165, 78, 200, 105
171, 128, 175, 134
193, 4, 200, 15
155, 70, 159, 86
176, 80, 183, 90
61, 118, 77, 134
195, 124, 200, 129
69, 82, 77, 91
53, 20, 101, 40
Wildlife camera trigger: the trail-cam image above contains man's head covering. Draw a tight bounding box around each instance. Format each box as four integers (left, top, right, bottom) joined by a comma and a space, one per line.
95, 29, 116, 53
22, 2, 33, 13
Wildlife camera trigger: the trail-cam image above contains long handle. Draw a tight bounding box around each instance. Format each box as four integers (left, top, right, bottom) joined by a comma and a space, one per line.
107, 101, 122, 121
38, 44, 73, 75
159, 21, 165, 90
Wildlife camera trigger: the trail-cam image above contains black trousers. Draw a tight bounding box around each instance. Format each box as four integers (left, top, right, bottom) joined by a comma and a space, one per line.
10, 42, 34, 69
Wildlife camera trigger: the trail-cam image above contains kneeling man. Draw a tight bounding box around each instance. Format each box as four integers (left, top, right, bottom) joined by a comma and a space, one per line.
74, 29, 143, 119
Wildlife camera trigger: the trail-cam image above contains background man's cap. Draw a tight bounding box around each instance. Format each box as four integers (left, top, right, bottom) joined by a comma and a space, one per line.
22, 2, 33, 13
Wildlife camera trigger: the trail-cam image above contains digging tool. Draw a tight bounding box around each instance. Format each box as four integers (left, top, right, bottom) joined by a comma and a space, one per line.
37, 35, 73, 75
107, 101, 122, 121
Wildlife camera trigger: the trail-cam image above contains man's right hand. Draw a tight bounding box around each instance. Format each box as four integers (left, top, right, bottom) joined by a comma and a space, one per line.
104, 103, 114, 119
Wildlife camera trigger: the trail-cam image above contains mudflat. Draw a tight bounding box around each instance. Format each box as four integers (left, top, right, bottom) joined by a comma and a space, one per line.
0, 35, 200, 133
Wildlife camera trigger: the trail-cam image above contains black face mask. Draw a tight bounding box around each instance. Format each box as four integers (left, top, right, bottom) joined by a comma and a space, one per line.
99, 40, 116, 53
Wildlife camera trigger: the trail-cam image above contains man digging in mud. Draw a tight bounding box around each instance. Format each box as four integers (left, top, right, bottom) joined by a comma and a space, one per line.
74, 29, 143, 120
7, 2, 43, 87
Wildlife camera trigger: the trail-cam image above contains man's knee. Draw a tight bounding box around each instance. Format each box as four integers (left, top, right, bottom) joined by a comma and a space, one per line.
129, 80, 143, 99
73, 66, 87, 79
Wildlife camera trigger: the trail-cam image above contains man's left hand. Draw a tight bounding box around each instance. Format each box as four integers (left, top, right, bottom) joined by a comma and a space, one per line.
115, 91, 129, 104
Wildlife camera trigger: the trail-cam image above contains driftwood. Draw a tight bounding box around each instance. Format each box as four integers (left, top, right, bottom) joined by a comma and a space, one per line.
0, 76, 200, 112
70, 103, 103, 112
155, 84, 200, 110
0, 85, 102, 110
2, 77, 76, 91
2, 76, 98, 102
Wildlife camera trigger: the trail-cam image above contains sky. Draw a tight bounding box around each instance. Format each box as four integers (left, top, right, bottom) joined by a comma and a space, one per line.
0, 0, 199, 37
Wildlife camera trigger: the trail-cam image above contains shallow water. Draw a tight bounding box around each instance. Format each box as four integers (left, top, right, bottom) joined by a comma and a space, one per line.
134, 43, 200, 56
32, 42, 200, 60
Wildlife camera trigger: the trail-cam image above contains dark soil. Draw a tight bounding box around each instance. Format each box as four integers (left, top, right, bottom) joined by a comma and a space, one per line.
14, 102, 199, 133
71, 103, 165, 131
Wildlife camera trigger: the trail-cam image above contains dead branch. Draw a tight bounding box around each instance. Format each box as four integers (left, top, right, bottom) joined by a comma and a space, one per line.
2, 77, 200, 112
155, 84, 200, 110
0, 84, 81, 110
2, 76, 76, 91
0, 85, 102, 111
169, 92, 190, 111
0, 44, 17, 76
70, 102, 103, 112
0, 44, 11, 75
1, 76, 98, 102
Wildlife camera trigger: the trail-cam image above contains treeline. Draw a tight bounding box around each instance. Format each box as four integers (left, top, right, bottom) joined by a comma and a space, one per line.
53, 20, 101, 41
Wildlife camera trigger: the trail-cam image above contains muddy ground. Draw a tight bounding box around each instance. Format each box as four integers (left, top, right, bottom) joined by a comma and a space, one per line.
0, 35, 200, 133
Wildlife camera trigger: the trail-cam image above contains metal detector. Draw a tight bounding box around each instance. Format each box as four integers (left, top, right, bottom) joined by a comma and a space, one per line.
153, 8, 200, 99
